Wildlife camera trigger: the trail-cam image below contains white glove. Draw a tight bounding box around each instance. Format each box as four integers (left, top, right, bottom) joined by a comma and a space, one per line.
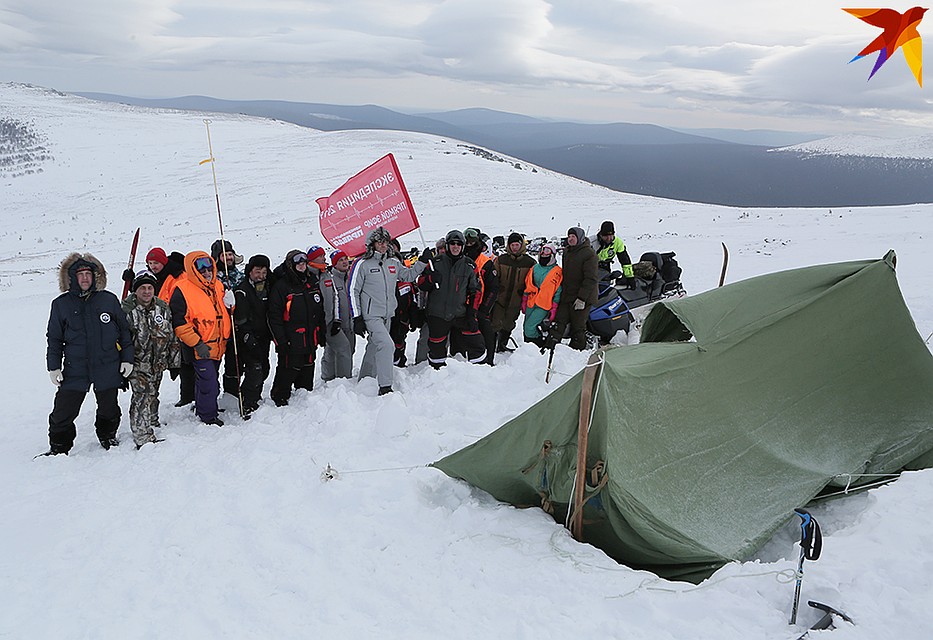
49, 369, 63, 386
120, 362, 134, 378
223, 289, 236, 309
573, 298, 586, 311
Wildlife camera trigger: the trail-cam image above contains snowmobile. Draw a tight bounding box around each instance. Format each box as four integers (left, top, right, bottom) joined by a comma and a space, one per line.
586, 251, 686, 343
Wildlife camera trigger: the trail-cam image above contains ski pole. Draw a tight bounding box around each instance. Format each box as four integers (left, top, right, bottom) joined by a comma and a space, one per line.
201, 120, 247, 420
790, 509, 822, 624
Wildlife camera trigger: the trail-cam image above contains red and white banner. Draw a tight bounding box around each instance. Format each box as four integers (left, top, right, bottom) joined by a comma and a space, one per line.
316, 153, 420, 257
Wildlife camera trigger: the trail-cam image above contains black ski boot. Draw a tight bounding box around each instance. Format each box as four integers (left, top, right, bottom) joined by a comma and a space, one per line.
495, 331, 515, 353
378, 385, 394, 396
35, 447, 69, 458
99, 437, 120, 450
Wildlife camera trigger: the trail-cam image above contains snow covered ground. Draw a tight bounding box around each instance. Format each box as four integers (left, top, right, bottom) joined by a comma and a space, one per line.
778, 134, 933, 160
2, 83, 932, 639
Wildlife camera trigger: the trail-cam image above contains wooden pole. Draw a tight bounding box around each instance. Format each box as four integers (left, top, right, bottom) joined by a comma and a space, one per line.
571, 351, 603, 540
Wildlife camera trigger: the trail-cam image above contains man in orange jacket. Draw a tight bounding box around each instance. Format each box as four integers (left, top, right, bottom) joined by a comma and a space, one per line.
169, 251, 233, 425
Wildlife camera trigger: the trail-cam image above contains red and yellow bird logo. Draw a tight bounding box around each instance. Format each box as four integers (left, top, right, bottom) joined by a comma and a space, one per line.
844, 7, 927, 86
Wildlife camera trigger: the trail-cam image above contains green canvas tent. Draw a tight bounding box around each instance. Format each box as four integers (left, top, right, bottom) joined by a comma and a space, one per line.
433, 251, 933, 582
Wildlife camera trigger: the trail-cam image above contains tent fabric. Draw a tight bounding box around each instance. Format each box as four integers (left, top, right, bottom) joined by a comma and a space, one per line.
433, 251, 933, 582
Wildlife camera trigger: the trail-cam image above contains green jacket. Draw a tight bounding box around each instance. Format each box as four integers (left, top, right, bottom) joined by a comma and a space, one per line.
591, 235, 634, 279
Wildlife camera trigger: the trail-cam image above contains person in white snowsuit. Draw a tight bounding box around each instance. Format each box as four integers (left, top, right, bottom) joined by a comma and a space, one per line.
320, 250, 355, 381
348, 227, 426, 395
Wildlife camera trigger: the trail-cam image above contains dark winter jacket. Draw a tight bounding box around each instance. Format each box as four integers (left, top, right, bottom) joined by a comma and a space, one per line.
424, 252, 480, 321
559, 228, 598, 305
494, 246, 535, 316
268, 253, 327, 363
46, 253, 134, 392
233, 276, 272, 355
121, 293, 181, 375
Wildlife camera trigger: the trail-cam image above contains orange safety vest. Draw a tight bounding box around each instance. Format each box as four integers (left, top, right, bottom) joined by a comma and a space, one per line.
158, 272, 182, 304
173, 251, 231, 360
473, 252, 491, 301
525, 265, 562, 311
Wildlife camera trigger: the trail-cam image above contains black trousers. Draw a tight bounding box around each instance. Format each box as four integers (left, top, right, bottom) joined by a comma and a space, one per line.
240, 342, 271, 409
479, 316, 497, 365
270, 353, 315, 405
429, 316, 485, 366
222, 337, 240, 396
48, 387, 121, 453
179, 362, 195, 405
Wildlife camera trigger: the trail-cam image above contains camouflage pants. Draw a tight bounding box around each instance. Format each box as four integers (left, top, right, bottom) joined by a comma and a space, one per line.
129, 367, 165, 447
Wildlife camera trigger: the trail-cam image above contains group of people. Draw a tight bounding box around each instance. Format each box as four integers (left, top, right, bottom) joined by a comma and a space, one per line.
43, 221, 635, 456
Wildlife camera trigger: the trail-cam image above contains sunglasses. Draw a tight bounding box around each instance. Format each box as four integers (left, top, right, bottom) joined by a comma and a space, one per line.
194, 257, 214, 272
448, 240, 463, 246
292, 253, 309, 265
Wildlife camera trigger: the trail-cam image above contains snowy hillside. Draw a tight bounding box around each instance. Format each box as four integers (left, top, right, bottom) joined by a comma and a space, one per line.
2, 83, 932, 639
777, 134, 933, 160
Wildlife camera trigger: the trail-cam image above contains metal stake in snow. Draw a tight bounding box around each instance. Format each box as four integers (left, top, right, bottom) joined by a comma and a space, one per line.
789, 509, 822, 625
200, 120, 247, 420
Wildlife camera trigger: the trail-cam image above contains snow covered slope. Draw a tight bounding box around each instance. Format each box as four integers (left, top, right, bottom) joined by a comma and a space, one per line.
2, 83, 932, 639
778, 134, 933, 159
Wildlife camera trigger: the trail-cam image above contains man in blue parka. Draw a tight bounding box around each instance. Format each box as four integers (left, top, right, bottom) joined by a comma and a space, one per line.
45, 253, 134, 454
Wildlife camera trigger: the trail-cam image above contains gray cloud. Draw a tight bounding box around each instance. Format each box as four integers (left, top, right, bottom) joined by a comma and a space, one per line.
0, 0, 929, 136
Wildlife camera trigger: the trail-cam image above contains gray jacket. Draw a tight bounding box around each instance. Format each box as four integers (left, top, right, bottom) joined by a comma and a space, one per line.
349, 252, 425, 319
320, 267, 350, 327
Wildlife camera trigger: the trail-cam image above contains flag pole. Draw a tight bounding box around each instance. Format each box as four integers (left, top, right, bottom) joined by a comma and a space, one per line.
201, 120, 247, 420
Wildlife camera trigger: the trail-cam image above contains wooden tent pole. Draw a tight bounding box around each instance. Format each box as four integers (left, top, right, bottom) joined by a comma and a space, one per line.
571, 351, 603, 541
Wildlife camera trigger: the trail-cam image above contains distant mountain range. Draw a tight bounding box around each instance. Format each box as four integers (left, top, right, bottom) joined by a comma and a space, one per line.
78, 92, 933, 207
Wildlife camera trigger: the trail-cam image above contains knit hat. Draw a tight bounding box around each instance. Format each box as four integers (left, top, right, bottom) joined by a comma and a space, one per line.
246, 254, 271, 273
306, 245, 326, 263
330, 250, 348, 265
507, 232, 523, 246
146, 247, 168, 266
599, 220, 615, 236
464, 227, 480, 242
73, 259, 96, 275
132, 271, 158, 292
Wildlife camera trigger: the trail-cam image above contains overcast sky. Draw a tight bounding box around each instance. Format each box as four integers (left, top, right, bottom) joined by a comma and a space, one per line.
2, 1, 932, 137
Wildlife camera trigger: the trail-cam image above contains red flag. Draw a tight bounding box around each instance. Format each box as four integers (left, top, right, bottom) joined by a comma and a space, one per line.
316, 154, 420, 257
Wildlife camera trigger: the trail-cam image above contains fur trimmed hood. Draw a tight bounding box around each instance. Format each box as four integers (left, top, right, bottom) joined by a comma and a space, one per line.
58, 252, 108, 293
